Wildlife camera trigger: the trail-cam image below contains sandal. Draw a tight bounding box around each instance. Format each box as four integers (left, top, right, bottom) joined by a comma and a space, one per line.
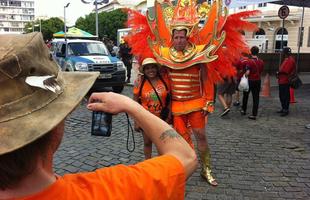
201, 168, 218, 186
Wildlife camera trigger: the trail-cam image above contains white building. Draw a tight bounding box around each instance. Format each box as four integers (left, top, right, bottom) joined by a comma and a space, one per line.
98, 0, 147, 14
0, 0, 35, 34
229, 3, 310, 53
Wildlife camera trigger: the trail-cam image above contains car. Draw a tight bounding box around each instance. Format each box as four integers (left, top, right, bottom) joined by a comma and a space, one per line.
53, 39, 127, 93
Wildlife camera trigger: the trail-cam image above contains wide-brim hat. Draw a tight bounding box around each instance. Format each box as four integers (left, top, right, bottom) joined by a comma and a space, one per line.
0, 33, 99, 155
139, 58, 159, 73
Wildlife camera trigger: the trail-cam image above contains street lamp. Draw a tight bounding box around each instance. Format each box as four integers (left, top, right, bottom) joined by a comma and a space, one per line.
64, 2, 70, 40
81, 0, 109, 39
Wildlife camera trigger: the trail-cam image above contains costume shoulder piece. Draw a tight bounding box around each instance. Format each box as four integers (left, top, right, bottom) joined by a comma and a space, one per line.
125, 0, 259, 79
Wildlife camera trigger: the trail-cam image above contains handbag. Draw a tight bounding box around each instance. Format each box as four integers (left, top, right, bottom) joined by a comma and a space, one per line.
289, 73, 302, 89
238, 74, 249, 92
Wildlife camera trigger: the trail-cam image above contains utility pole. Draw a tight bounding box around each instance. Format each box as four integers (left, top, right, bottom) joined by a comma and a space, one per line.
64, 2, 70, 40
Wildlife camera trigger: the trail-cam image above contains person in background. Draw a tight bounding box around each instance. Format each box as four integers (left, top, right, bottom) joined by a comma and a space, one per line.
119, 41, 133, 83
233, 56, 247, 106
133, 58, 171, 159
0, 33, 198, 200
240, 46, 264, 120
217, 76, 236, 117
277, 47, 296, 116
112, 41, 119, 57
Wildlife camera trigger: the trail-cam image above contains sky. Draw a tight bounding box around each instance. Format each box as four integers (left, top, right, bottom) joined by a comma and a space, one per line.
35, 0, 144, 26
35, 0, 95, 26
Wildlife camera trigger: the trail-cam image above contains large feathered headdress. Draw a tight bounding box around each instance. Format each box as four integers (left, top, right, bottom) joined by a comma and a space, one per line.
125, 0, 259, 79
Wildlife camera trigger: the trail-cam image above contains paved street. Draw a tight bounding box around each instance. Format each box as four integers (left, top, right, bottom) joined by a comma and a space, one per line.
55, 83, 310, 200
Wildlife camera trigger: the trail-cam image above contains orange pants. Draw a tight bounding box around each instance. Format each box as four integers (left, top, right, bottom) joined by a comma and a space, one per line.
173, 111, 205, 148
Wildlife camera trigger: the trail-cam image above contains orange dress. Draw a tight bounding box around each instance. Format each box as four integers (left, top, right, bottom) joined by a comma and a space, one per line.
133, 76, 169, 117
18, 155, 185, 200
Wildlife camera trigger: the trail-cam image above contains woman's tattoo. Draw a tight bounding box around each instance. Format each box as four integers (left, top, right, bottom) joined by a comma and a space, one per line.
159, 129, 181, 141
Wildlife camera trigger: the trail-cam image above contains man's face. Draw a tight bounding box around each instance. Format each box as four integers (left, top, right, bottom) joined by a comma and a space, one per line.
172, 30, 188, 51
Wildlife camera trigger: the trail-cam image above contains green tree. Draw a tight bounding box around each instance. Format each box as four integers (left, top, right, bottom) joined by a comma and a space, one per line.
24, 17, 64, 41
75, 8, 127, 42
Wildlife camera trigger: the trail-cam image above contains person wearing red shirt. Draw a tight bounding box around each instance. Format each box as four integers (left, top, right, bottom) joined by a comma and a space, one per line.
277, 47, 296, 116
240, 46, 264, 120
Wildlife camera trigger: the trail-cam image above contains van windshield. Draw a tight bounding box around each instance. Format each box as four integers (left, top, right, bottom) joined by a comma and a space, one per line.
68, 42, 109, 56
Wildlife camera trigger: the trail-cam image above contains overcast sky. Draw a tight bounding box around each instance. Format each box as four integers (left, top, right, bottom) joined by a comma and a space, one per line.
35, 0, 94, 26
35, 0, 144, 26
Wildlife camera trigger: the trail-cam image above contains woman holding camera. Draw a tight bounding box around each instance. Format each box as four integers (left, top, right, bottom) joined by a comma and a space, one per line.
133, 58, 171, 159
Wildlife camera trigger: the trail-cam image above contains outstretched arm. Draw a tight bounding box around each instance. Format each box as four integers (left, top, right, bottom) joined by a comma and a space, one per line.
87, 92, 197, 178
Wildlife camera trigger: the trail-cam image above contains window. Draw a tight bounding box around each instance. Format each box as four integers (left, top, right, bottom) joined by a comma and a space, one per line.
11, 28, 22, 32
0, 0, 8, 6
258, 3, 267, 7
9, 1, 21, 7
11, 21, 19, 27
298, 27, 304, 47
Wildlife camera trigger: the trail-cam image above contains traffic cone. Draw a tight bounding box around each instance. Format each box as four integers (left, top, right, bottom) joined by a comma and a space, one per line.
260, 73, 271, 97
290, 87, 297, 103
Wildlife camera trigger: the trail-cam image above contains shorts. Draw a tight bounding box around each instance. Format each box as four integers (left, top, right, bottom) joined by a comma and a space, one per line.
236, 79, 241, 91
177, 111, 205, 129
217, 79, 236, 95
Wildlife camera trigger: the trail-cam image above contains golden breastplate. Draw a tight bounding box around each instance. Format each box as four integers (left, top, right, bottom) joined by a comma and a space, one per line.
169, 67, 202, 101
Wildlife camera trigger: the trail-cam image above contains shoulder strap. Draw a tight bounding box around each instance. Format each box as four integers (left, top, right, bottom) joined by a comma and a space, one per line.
159, 75, 168, 91
138, 77, 146, 104
147, 78, 163, 107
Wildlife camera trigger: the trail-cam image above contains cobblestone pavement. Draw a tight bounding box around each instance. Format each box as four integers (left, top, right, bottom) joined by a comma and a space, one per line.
55, 84, 310, 200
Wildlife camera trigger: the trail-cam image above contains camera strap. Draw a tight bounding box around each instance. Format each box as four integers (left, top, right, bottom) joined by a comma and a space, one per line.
126, 113, 135, 152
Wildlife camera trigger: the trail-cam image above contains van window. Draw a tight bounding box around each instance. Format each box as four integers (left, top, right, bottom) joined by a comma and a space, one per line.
67, 42, 109, 56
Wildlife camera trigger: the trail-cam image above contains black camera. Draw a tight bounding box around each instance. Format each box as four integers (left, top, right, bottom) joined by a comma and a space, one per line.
91, 111, 112, 136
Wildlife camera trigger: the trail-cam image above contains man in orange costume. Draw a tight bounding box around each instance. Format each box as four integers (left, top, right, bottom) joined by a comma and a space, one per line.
125, 0, 259, 188
161, 28, 218, 186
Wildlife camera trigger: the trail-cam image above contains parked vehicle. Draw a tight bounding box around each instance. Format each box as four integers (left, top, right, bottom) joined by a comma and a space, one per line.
54, 39, 127, 93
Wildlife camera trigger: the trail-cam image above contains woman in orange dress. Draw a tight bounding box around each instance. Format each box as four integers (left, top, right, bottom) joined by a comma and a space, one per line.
133, 58, 170, 159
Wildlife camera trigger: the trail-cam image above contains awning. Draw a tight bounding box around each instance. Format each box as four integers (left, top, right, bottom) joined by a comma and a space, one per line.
53, 31, 65, 37
272, 0, 310, 8
53, 27, 96, 38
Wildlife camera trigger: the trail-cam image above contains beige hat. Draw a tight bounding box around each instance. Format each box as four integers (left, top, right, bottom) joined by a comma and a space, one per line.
0, 32, 99, 155
139, 58, 159, 73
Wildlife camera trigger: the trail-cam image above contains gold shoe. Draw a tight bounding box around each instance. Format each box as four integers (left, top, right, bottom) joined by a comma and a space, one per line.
201, 167, 218, 186
199, 149, 218, 186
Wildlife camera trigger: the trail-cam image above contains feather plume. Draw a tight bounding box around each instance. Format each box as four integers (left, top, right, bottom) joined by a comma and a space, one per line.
124, 9, 155, 64
25, 75, 62, 94
208, 10, 260, 81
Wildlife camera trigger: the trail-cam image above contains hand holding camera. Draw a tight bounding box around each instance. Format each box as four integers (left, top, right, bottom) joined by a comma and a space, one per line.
87, 92, 135, 136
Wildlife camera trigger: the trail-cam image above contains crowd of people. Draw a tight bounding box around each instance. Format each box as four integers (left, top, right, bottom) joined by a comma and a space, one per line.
216, 46, 297, 120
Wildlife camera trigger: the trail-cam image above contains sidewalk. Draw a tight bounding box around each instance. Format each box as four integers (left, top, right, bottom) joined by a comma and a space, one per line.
57, 84, 310, 200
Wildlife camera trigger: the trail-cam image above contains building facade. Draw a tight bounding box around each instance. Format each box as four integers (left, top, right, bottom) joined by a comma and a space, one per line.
230, 3, 310, 53
0, 0, 34, 34
98, 0, 147, 14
